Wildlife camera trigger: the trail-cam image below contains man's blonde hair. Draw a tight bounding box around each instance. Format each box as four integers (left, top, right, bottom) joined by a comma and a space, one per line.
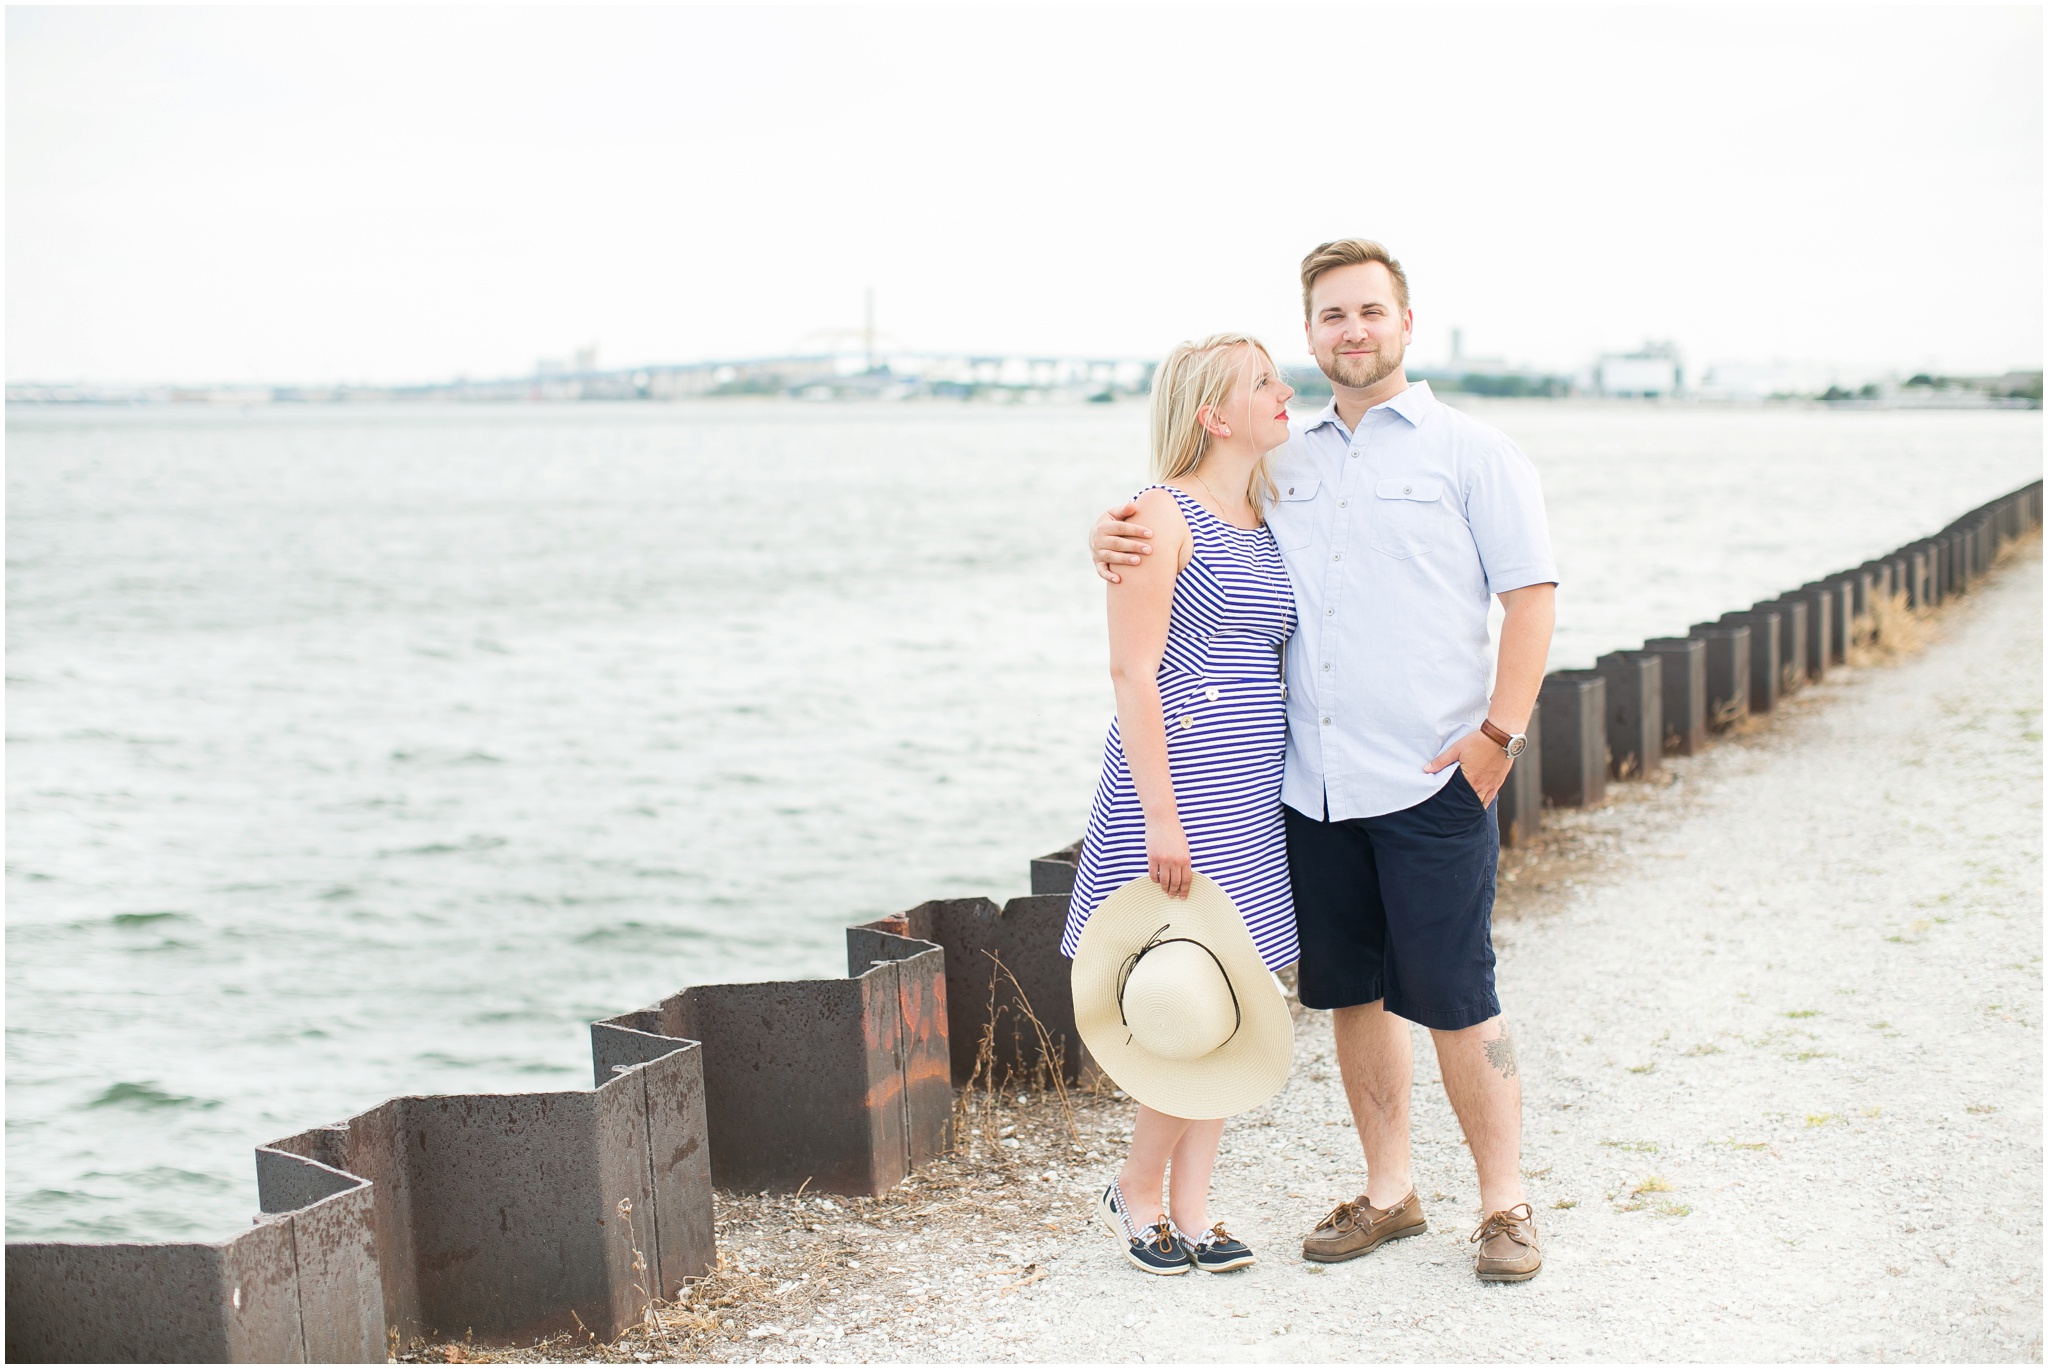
1300, 238, 1410, 317
1149, 334, 1282, 516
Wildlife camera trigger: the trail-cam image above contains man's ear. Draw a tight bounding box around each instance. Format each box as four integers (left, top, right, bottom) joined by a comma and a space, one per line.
1195, 402, 1231, 438
1402, 308, 1415, 343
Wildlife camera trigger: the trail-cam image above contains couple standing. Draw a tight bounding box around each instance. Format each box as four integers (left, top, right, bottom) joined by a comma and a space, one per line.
1060, 239, 1556, 1283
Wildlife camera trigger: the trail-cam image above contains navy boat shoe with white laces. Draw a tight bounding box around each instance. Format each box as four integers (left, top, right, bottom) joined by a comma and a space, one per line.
1181, 1220, 1256, 1273
1096, 1179, 1194, 1275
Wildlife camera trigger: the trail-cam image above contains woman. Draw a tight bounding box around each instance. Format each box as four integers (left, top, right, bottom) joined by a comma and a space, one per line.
1060, 333, 1299, 1274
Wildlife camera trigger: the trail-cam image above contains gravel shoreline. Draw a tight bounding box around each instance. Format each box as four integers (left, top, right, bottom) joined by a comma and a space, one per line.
448, 536, 2040, 1365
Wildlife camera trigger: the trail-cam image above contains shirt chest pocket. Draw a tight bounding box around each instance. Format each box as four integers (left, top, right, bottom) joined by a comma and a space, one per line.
1369, 477, 1448, 559
1269, 475, 1319, 550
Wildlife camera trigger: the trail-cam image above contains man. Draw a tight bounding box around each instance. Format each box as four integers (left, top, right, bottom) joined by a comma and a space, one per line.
1089, 238, 1556, 1282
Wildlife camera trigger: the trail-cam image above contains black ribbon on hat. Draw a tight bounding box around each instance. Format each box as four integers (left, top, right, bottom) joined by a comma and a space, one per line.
1114, 922, 1243, 1049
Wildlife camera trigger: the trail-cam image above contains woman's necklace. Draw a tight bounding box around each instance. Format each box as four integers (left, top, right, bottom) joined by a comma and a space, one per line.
1192, 470, 1250, 526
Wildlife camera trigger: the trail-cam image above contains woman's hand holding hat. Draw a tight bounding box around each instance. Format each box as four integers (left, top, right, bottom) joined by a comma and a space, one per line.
1144, 814, 1193, 899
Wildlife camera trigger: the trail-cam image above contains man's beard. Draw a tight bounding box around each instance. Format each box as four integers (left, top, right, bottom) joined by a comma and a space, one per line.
1320, 333, 1405, 390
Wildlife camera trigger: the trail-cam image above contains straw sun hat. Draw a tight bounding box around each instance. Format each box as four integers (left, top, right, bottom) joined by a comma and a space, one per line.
1071, 872, 1294, 1120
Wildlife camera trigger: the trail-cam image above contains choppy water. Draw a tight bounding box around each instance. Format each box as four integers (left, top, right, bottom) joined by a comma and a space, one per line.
6, 399, 2039, 1241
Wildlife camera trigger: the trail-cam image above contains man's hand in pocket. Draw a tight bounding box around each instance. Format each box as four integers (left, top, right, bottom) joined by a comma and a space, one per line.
1425, 731, 1511, 807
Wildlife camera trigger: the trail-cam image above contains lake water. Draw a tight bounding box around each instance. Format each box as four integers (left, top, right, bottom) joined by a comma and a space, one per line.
6, 398, 2039, 1241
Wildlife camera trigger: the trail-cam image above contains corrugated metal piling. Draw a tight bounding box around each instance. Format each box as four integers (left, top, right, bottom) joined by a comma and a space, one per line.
1537, 670, 1608, 808
1689, 620, 1753, 728
604, 932, 949, 1198
259, 1043, 711, 1348
6, 1162, 381, 1364
867, 894, 1089, 1089
1753, 597, 1809, 694
1640, 636, 1707, 757
1029, 841, 1081, 897
1594, 649, 1662, 780
1719, 606, 1783, 713
1805, 579, 1851, 668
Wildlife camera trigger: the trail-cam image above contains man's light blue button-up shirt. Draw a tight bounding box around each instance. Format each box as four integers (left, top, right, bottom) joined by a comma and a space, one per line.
1262, 381, 1558, 822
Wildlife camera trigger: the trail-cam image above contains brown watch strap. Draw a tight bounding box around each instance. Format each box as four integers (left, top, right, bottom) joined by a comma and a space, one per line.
1479, 719, 1514, 749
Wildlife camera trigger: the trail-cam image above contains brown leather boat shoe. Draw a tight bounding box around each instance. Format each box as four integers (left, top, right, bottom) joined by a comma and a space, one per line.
1301, 1189, 1428, 1263
1470, 1202, 1542, 1282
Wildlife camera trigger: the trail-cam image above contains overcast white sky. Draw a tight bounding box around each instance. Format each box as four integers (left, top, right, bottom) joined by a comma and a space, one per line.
7, 5, 2041, 385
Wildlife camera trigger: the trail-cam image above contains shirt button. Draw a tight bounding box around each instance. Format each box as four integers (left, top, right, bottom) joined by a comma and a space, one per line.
1322, 663, 1330, 671
1403, 484, 1413, 495
1339, 500, 1348, 508
1325, 608, 1334, 616
1321, 716, 1331, 725
1332, 553, 1342, 561
1204, 686, 1221, 702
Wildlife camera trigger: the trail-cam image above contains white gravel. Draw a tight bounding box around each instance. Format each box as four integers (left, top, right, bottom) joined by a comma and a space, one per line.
682, 540, 2043, 1364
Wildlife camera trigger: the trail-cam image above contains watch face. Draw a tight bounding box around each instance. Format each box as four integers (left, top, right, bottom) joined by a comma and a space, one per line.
1505, 736, 1527, 758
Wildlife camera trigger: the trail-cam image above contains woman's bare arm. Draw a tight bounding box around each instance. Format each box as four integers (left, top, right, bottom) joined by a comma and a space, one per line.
1106, 489, 1194, 897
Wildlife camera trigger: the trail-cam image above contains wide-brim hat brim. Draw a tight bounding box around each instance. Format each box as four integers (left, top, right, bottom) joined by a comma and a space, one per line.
1071, 872, 1293, 1120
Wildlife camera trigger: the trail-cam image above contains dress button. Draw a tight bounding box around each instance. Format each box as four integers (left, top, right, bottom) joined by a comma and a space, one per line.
1204, 686, 1221, 702
1178, 716, 1193, 730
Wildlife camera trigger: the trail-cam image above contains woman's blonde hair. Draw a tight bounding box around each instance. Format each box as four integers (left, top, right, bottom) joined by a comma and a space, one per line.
1148, 333, 1282, 515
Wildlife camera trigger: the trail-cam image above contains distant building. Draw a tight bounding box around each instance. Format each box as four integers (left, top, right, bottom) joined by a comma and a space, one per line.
1691, 361, 1849, 402
1597, 342, 1683, 397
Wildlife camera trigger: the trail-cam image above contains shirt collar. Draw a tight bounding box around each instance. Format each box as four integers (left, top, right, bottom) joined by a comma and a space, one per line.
1303, 379, 1436, 436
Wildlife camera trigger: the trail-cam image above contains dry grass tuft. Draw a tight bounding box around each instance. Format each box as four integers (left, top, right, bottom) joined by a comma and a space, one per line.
954, 953, 1081, 1150
1848, 590, 1927, 665
1994, 525, 2042, 568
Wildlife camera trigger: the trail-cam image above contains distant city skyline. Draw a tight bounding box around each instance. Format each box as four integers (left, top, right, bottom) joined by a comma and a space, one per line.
16, 333, 2035, 410
7, 6, 2041, 387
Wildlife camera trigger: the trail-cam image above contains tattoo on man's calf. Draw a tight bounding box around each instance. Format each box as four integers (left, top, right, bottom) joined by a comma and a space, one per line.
1484, 1027, 1518, 1080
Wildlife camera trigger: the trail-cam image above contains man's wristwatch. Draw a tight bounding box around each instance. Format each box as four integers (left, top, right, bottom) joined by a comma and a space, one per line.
1480, 718, 1528, 758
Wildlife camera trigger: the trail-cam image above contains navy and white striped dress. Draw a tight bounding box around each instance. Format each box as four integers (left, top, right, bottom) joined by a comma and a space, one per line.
1062, 484, 1300, 972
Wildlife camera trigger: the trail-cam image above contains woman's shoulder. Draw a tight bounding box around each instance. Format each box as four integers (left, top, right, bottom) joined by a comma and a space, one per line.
1117, 485, 1194, 570
1131, 484, 1196, 528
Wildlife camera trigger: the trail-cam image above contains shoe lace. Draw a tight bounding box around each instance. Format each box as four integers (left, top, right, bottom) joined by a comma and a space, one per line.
1469, 1202, 1535, 1248
1202, 1222, 1234, 1248
1136, 1214, 1178, 1256
1316, 1200, 1362, 1233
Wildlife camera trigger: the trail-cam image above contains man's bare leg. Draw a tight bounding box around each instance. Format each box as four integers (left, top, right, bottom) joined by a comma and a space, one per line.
1431, 1014, 1525, 1214
1331, 999, 1415, 1208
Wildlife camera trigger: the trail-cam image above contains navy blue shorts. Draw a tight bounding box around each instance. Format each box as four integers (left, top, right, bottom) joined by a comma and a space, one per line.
1284, 769, 1500, 1031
